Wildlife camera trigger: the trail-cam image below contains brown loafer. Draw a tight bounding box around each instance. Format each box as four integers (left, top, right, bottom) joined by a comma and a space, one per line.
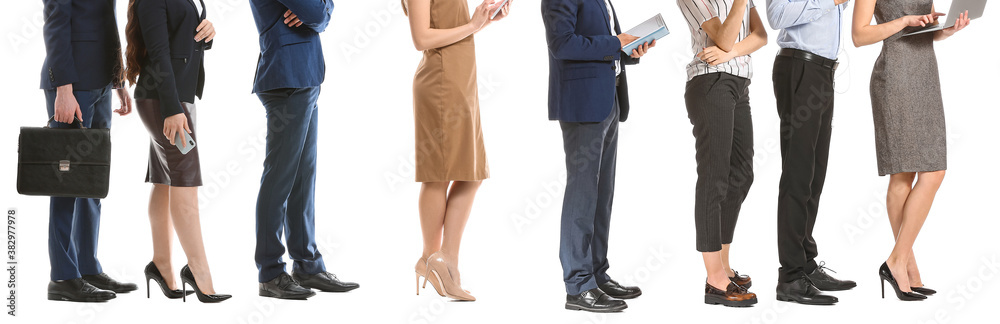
705, 281, 758, 307
729, 269, 752, 289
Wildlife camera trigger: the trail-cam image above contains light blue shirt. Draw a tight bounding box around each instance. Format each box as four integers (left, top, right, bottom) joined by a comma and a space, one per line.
766, 0, 846, 60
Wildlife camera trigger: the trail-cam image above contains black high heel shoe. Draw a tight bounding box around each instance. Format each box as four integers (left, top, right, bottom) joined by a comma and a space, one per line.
180, 265, 232, 303
911, 286, 937, 296
144, 261, 193, 299
879, 262, 926, 301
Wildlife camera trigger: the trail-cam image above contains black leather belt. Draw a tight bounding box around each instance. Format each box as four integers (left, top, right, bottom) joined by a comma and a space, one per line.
778, 48, 838, 71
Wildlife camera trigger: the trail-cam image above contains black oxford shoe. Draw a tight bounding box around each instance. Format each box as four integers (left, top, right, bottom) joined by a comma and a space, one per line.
565, 288, 627, 313
598, 279, 642, 299
292, 271, 359, 292
82, 273, 138, 293
259, 272, 316, 300
48, 278, 116, 302
776, 277, 838, 305
806, 262, 857, 291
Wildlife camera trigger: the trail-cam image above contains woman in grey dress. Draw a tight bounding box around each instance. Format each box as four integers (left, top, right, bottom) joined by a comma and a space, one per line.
852, 0, 970, 300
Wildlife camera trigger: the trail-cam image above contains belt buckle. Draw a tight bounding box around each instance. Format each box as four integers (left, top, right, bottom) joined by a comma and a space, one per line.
59, 160, 70, 172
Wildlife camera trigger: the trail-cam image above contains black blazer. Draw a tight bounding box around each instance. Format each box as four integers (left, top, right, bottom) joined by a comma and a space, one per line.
40, 0, 123, 90
134, 0, 212, 119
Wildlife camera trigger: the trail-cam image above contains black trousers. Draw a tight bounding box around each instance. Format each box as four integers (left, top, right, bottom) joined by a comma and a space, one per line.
684, 73, 754, 253
772, 55, 836, 282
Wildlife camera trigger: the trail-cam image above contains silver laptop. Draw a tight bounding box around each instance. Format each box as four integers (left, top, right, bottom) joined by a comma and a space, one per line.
903, 0, 987, 36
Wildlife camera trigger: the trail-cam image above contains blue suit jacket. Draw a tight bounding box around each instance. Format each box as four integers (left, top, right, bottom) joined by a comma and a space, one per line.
249, 0, 334, 93
40, 0, 123, 90
542, 0, 638, 123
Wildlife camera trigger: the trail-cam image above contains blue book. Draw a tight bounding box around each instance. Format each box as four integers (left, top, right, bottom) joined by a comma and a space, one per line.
621, 13, 669, 54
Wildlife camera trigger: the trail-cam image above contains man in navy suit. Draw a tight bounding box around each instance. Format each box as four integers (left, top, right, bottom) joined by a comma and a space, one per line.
40, 0, 136, 302
249, 0, 359, 300
542, 0, 654, 313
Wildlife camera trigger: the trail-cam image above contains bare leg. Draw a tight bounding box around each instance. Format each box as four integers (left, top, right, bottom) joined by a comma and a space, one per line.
439, 180, 483, 268
721, 244, 734, 277
703, 251, 730, 290
168, 186, 216, 295
419, 182, 449, 261
886, 171, 945, 293
149, 184, 177, 290
886, 173, 920, 285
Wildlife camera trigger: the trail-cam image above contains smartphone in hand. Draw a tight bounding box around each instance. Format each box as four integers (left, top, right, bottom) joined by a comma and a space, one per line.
174, 131, 196, 155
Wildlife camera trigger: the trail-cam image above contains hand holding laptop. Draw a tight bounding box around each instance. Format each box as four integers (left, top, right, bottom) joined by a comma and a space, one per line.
940, 10, 972, 38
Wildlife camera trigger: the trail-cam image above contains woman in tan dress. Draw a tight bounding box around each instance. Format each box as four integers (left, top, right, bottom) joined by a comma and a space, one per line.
403, 0, 511, 301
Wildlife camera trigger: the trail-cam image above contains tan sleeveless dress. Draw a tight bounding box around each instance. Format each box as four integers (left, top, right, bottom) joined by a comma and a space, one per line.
406, 0, 489, 182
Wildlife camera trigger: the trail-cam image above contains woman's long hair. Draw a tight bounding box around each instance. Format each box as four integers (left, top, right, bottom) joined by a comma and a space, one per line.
124, 0, 146, 86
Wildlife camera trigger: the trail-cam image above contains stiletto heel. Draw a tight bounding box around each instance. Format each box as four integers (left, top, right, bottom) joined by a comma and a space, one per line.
424, 252, 475, 301
180, 265, 232, 303
415, 272, 421, 295
144, 261, 192, 299
879, 262, 926, 301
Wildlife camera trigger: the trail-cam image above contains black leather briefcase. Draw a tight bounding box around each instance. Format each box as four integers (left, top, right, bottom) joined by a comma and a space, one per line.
17, 117, 112, 199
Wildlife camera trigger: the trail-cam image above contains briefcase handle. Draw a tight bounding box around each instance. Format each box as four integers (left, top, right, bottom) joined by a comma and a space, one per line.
44, 116, 87, 129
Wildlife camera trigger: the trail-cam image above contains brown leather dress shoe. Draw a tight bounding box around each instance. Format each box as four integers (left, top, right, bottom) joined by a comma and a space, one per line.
705, 281, 758, 307
730, 269, 752, 288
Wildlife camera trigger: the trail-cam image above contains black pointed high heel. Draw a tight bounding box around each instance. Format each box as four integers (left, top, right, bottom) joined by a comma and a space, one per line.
911, 286, 937, 296
879, 262, 926, 301
180, 265, 232, 303
144, 261, 193, 299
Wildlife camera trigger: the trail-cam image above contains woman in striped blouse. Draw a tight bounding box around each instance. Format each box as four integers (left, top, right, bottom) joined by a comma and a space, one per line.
677, 0, 767, 307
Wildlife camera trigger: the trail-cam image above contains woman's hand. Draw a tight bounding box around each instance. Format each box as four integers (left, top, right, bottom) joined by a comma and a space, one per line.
938, 10, 971, 39
470, 0, 495, 32
901, 13, 942, 28
490, 0, 512, 22
630, 39, 656, 59
697, 46, 737, 66
163, 113, 191, 148
114, 88, 132, 116
195, 19, 216, 42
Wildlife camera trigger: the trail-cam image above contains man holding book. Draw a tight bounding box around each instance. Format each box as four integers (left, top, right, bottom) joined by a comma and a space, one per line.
541, 0, 654, 313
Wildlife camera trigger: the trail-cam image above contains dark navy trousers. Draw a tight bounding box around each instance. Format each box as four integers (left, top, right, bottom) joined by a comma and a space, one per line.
254, 86, 326, 283
43, 84, 112, 281
558, 96, 619, 295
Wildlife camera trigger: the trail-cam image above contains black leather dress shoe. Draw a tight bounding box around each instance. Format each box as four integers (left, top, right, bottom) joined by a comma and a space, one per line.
48, 278, 116, 302
776, 277, 838, 305
806, 262, 857, 291
565, 288, 627, 313
292, 271, 359, 292
259, 272, 316, 300
598, 279, 642, 299
82, 273, 138, 293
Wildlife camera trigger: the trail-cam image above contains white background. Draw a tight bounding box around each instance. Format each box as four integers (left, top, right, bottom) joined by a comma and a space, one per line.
3, 0, 999, 323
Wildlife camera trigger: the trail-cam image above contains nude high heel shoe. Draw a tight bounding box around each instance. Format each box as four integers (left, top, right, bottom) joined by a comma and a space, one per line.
415, 257, 444, 296
423, 252, 475, 301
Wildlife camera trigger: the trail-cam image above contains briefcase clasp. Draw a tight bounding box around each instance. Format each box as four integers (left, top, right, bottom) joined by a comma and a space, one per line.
59, 160, 70, 172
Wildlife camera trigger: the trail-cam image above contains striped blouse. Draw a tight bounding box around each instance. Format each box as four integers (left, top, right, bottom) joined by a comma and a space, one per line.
677, 0, 755, 81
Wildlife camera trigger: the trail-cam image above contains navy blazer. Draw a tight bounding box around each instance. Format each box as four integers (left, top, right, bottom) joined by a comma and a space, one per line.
40, 0, 123, 90
249, 0, 334, 93
542, 0, 638, 123
134, 0, 212, 119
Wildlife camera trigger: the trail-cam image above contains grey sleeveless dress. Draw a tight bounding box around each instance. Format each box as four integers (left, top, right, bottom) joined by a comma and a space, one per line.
870, 0, 947, 176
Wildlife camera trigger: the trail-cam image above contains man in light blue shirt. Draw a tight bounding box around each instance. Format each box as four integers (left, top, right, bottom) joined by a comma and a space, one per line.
766, 0, 857, 306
